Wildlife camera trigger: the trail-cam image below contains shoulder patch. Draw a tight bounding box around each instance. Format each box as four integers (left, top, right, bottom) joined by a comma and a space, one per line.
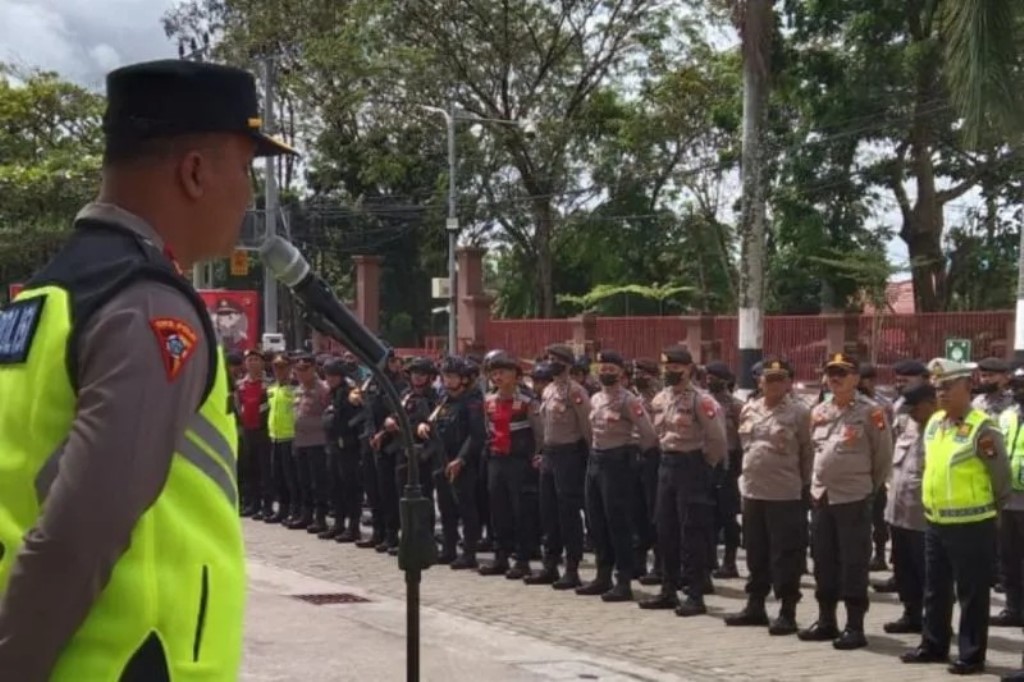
150, 317, 199, 382
0, 296, 45, 365
870, 408, 886, 431
633, 401, 645, 418
700, 394, 719, 419
979, 434, 997, 458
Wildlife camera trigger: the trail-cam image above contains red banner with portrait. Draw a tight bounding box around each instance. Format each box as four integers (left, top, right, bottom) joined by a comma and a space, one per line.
7, 283, 24, 300
199, 289, 260, 353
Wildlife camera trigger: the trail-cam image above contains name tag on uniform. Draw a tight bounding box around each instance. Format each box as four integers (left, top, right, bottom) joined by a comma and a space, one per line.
0, 297, 45, 365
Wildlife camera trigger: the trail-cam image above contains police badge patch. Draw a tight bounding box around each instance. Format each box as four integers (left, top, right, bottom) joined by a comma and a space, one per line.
0, 296, 45, 365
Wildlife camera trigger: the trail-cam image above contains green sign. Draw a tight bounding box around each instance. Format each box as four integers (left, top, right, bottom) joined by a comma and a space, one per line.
945, 338, 971, 363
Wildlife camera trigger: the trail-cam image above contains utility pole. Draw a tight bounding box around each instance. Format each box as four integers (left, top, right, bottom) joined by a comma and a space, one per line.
1015, 220, 1024, 362
262, 57, 279, 335
445, 102, 459, 355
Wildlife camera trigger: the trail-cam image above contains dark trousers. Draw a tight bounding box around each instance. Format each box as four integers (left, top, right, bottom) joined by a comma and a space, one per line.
375, 450, 400, 539
360, 441, 383, 537
714, 451, 742, 558
742, 497, 805, 603
478, 455, 492, 540
396, 453, 435, 532
328, 441, 363, 528
586, 448, 637, 579
810, 497, 872, 610
657, 451, 715, 600
923, 519, 996, 663
488, 454, 536, 562
872, 486, 889, 555
999, 509, 1024, 616
539, 442, 587, 564
435, 463, 480, 554
633, 448, 660, 566
241, 428, 271, 511
891, 525, 926, 617
272, 439, 298, 516
295, 445, 329, 518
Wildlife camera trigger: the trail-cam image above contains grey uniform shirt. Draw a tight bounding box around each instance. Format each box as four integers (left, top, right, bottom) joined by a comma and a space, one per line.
590, 386, 657, 451
0, 207, 210, 680
738, 394, 813, 501
540, 378, 592, 446
810, 394, 894, 504
884, 417, 927, 531
650, 384, 727, 466
973, 390, 1014, 419
293, 380, 330, 448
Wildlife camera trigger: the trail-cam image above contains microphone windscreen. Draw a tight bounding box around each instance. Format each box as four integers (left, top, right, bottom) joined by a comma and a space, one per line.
259, 236, 309, 287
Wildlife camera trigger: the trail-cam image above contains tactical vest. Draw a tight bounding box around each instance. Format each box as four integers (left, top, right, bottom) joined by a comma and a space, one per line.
268, 383, 297, 441
0, 219, 245, 680
486, 390, 535, 458
922, 408, 997, 524
998, 406, 1024, 492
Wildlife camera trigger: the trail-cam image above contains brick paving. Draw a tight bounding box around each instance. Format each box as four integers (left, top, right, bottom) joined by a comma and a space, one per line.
245, 520, 1023, 681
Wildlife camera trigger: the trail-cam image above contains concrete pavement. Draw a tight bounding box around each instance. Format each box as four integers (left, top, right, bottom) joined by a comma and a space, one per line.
243, 521, 1024, 680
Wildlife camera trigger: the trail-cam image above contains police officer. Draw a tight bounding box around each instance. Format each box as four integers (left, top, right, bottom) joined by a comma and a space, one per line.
993, 368, 1024, 628
706, 361, 744, 579
322, 359, 363, 542
368, 351, 410, 553
572, 355, 600, 396
267, 354, 298, 525
857, 363, 894, 573
577, 351, 657, 602
479, 352, 544, 578
237, 348, 272, 518
974, 357, 1013, 418
799, 353, 892, 650
291, 354, 332, 535
902, 359, 1010, 675
632, 357, 663, 585
531, 344, 591, 589
420, 357, 486, 568
639, 345, 727, 616
724, 356, 812, 635
0, 59, 294, 680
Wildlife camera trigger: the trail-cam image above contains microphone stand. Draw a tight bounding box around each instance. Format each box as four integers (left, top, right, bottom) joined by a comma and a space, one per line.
303, 310, 434, 682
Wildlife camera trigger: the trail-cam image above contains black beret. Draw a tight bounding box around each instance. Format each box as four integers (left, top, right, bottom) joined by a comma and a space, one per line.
634, 357, 659, 374
544, 344, 575, 364
825, 352, 858, 371
103, 59, 296, 157
705, 361, 733, 381
660, 345, 693, 365
596, 350, 625, 368
899, 383, 936, 411
892, 359, 928, 377
858, 363, 877, 379
977, 357, 1010, 373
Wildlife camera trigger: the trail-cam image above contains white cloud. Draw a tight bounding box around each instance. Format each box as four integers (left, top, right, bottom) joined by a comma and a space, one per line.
0, 0, 178, 90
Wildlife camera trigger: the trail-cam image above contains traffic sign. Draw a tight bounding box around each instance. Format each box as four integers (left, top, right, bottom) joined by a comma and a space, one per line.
945, 338, 971, 363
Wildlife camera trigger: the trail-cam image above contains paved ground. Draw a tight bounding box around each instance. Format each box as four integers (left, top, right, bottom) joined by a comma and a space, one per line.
243, 520, 1024, 681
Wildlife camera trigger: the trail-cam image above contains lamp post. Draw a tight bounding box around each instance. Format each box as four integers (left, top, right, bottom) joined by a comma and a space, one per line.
419, 105, 532, 354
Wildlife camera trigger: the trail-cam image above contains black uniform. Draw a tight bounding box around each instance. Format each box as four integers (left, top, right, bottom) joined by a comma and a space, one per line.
432, 389, 486, 564
323, 370, 364, 541
372, 371, 409, 551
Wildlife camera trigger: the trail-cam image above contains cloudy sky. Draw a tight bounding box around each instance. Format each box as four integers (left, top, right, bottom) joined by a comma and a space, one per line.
0, 0, 179, 89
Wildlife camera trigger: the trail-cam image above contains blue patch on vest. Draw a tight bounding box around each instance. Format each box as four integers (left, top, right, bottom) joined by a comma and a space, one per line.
0, 297, 45, 364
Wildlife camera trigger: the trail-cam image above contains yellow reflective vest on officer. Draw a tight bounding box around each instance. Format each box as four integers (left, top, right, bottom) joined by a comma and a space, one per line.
922, 408, 997, 524
0, 223, 245, 681
998, 406, 1024, 492
268, 383, 297, 441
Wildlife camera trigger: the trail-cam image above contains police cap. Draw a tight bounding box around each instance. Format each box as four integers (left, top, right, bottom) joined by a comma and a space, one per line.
898, 383, 937, 413
544, 344, 575, 365
892, 359, 928, 377
760, 355, 792, 377
596, 350, 625, 368
977, 356, 1010, 373
858, 363, 877, 379
824, 352, 858, 371
103, 60, 297, 158
634, 357, 659, 374
660, 345, 693, 365
705, 361, 733, 381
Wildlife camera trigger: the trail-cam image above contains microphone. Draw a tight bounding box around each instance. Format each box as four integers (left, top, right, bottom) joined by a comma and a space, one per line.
260, 236, 389, 368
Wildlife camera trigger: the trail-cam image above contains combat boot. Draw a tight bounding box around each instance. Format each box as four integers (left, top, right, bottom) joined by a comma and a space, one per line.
769, 600, 799, 636
638, 587, 679, 610
884, 607, 922, 634
991, 601, 1023, 627
450, 553, 478, 570
601, 576, 633, 603
575, 567, 613, 596
724, 597, 769, 627
713, 547, 739, 579
675, 595, 707, 617
307, 512, 328, 535
798, 602, 840, 642
317, 522, 342, 540
524, 560, 560, 585
436, 544, 457, 565
357, 529, 383, 549
288, 511, 313, 530
506, 560, 532, 580
553, 561, 582, 590
869, 547, 887, 572
478, 553, 511, 576
833, 603, 868, 650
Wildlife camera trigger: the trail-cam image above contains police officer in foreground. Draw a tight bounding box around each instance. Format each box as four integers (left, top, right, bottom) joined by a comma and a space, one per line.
0, 60, 294, 680
799, 353, 892, 650
639, 345, 727, 616
993, 368, 1024, 629
902, 359, 1010, 675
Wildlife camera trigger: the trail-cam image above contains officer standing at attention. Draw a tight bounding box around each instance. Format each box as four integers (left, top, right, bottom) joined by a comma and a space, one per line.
859, 363, 894, 573
724, 356, 812, 635
631, 357, 664, 585
901, 359, 1010, 675
0, 60, 294, 680
531, 344, 591, 589
798, 353, 892, 650
974, 357, 1013, 418
992, 368, 1024, 629
881, 382, 935, 635
577, 351, 657, 602
267, 354, 299, 525
639, 345, 727, 617
705, 361, 744, 579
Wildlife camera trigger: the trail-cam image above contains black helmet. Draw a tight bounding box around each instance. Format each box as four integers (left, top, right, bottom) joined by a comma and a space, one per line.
483, 349, 507, 371
486, 351, 519, 371
530, 361, 555, 382
572, 355, 590, 372
440, 356, 471, 377
407, 356, 436, 375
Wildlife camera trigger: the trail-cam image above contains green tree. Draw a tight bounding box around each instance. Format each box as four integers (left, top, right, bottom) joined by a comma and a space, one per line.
0, 65, 103, 286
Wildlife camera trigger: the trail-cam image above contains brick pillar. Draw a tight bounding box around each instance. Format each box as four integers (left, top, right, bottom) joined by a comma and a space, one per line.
824, 313, 861, 357
683, 314, 718, 364
457, 246, 491, 352
353, 255, 382, 333
571, 313, 599, 356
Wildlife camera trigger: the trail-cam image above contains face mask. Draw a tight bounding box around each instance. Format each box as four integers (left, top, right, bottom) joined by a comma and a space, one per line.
707, 379, 726, 393
664, 371, 684, 387
598, 373, 619, 387
634, 377, 651, 390
977, 382, 999, 395
548, 361, 566, 376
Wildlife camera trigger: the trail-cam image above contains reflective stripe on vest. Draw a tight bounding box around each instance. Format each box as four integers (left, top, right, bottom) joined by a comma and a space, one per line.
922, 408, 997, 524
0, 284, 245, 681
268, 384, 296, 441
999, 407, 1024, 492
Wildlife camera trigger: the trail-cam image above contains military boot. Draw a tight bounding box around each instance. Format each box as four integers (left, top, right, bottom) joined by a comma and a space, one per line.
638, 587, 679, 610
506, 560, 531, 580
724, 597, 769, 627
869, 546, 888, 572
713, 546, 739, 579
575, 567, 613, 596
884, 607, 923, 634
553, 560, 582, 590
450, 553, 479, 570
769, 600, 799, 636
307, 512, 328, 535
524, 559, 560, 585
601, 576, 634, 603
833, 603, 868, 650
357, 529, 383, 549
478, 553, 511, 576
798, 602, 839, 642
675, 595, 707, 617
317, 522, 342, 540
